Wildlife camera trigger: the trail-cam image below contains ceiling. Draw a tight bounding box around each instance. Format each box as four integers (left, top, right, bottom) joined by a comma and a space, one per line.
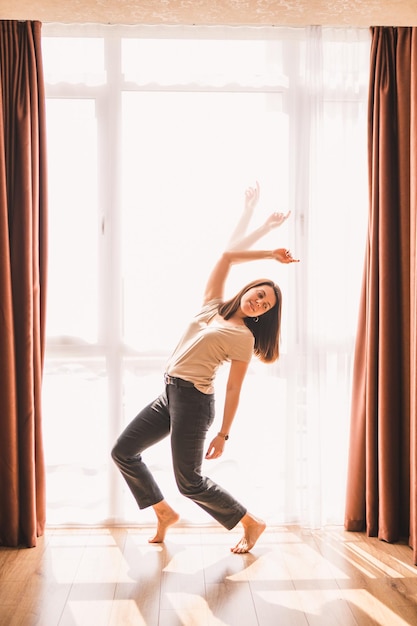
1, 0, 417, 27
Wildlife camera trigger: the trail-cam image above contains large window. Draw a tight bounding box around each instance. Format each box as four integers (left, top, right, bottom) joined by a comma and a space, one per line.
41, 25, 370, 527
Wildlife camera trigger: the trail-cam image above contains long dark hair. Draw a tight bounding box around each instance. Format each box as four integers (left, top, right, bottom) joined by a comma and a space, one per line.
218, 279, 282, 363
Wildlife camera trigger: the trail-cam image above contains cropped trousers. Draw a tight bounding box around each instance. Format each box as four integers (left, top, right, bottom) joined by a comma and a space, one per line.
111, 378, 247, 530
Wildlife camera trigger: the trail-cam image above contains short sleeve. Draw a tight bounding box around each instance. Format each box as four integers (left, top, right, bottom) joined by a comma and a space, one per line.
197, 299, 222, 322
228, 333, 254, 363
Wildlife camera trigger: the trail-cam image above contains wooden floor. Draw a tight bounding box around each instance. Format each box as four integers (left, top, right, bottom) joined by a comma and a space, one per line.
0, 525, 417, 626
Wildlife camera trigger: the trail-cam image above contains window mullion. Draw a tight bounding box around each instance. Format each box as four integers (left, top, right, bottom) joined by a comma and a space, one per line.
97, 33, 124, 520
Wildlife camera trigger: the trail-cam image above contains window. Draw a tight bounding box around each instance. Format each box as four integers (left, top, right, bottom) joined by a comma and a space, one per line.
41, 25, 370, 527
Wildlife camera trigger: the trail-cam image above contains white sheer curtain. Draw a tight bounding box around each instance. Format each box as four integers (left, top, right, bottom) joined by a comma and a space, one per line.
41, 24, 370, 528
286, 27, 370, 526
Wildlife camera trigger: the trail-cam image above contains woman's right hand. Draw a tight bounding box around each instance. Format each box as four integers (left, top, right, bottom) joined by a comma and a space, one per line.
264, 210, 291, 230
244, 181, 260, 213
272, 248, 300, 263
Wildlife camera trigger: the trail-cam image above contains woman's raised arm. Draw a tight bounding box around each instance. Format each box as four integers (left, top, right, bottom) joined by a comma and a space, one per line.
227, 182, 291, 252
203, 248, 299, 304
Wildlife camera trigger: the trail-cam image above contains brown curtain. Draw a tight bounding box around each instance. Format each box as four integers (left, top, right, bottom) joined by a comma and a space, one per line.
0, 21, 47, 547
345, 26, 417, 565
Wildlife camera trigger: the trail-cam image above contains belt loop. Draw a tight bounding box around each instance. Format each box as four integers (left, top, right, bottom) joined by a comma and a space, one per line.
164, 373, 194, 388
164, 373, 176, 386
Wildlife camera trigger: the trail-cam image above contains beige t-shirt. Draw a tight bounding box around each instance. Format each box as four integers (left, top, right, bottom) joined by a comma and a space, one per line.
165, 299, 254, 394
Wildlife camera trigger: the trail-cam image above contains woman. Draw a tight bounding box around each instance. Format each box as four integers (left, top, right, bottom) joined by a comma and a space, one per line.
111, 183, 299, 553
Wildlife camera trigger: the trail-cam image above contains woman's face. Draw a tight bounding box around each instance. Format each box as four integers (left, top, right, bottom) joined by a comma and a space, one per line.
240, 285, 277, 318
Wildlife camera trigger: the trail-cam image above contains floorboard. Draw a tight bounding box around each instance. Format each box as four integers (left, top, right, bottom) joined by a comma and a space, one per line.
0, 525, 416, 626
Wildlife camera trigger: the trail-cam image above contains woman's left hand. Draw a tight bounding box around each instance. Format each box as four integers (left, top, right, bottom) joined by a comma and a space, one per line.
205, 436, 225, 460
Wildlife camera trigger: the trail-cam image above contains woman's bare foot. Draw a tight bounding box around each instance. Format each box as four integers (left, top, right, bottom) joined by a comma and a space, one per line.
231, 513, 266, 553
148, 500, 180, 543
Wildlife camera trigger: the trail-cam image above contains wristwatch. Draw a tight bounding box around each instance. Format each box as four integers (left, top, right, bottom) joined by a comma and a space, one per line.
217, 432, 229, 441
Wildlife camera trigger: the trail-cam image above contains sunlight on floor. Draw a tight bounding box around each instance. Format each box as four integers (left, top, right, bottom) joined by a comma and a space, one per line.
2, 526, 417, 626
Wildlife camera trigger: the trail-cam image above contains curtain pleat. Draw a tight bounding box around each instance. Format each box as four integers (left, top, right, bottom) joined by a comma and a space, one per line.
0, 21, 47, 547
345, 26, 417, 565
409, 30, 417, 568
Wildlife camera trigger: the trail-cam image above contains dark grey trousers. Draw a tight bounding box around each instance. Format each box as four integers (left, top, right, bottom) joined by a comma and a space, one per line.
111, 380, 246, 530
